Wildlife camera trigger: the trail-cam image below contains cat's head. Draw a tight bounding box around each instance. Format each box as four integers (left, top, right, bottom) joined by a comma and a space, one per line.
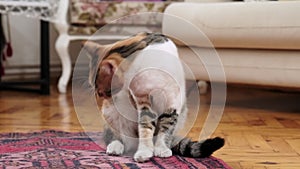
83, 41, 124, 99
83, 32, 151, 98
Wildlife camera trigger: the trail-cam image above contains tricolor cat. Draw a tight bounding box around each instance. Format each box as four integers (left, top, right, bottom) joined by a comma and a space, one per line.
84, 32, 224, 162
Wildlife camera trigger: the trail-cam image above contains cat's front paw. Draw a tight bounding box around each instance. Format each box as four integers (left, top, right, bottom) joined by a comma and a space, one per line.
134, 148, 153, 162
106, 140, 124, 156
154, 146, 172, 158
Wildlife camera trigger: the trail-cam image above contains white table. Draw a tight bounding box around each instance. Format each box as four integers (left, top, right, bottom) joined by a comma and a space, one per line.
0, 0, 58, 21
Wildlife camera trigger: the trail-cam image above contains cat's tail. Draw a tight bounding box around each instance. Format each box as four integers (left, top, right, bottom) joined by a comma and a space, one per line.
171, 136, 225, 158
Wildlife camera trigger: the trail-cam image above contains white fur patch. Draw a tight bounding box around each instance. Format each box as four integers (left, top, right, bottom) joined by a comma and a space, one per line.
134, 147, 153, 162
154, 146, 172, 158
106, 140, 124, 155
154, 135, 172, 158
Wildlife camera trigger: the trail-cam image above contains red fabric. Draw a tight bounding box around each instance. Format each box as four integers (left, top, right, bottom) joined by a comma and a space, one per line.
0, 130, 232, 169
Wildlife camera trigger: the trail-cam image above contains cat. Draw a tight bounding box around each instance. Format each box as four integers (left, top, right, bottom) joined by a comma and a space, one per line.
84, 32, 224, 162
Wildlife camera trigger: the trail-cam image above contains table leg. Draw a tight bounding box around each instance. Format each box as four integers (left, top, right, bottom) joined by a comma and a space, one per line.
40, 20, 50, 95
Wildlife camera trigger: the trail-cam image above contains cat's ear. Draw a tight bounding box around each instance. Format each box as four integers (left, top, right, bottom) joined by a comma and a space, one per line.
100, 60, 116, 75
98, 59, 124, 97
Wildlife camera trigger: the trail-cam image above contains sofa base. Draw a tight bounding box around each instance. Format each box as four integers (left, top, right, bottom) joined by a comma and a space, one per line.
179, 47, 300, 88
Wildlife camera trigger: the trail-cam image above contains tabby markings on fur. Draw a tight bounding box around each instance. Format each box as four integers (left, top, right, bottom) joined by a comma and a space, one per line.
84, 32, 224, 162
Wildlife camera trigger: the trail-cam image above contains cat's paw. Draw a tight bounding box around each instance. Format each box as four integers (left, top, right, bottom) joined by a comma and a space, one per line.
134, 148, 153, 162
106, 140, 124, 156
154, 146, 172, 158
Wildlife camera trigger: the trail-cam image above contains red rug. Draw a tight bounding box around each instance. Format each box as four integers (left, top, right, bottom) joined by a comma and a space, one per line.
0, 130, 231, 169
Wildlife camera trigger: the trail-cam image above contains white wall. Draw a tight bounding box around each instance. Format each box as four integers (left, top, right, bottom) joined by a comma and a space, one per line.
7, 15, 40, 65
2, 14, 80, 80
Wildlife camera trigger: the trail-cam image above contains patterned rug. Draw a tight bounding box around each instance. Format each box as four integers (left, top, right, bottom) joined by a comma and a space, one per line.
0, 130, 232, 169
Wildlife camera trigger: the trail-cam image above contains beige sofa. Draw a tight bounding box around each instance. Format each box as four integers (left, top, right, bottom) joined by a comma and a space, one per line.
162, 1, 300, 88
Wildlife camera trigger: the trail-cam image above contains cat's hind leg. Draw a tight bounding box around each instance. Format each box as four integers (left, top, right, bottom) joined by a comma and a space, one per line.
154, 108, 178, 158
134, 106, 157, 162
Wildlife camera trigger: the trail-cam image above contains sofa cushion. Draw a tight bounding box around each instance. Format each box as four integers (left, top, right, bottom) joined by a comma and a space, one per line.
69, 0, 182, 35
163, 1, 300, 50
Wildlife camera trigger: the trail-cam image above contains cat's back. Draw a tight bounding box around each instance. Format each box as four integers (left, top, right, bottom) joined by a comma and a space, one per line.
126, 39, 184, 82
122, 38, 186, 112
143, 38, 178, 56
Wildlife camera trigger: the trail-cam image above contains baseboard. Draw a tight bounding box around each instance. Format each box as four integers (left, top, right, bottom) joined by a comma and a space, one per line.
1, 62, 89, 83
1, 64, 62, 81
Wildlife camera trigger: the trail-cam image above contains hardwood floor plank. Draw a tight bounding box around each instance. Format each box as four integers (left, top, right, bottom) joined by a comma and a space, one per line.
227, 132, 250, 148
286, 139, 300, 155
244, 134, 273, 150
263, 137, 296, 153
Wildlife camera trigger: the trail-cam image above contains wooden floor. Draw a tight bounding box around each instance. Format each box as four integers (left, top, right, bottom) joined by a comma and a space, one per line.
0, 84, 299, 169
